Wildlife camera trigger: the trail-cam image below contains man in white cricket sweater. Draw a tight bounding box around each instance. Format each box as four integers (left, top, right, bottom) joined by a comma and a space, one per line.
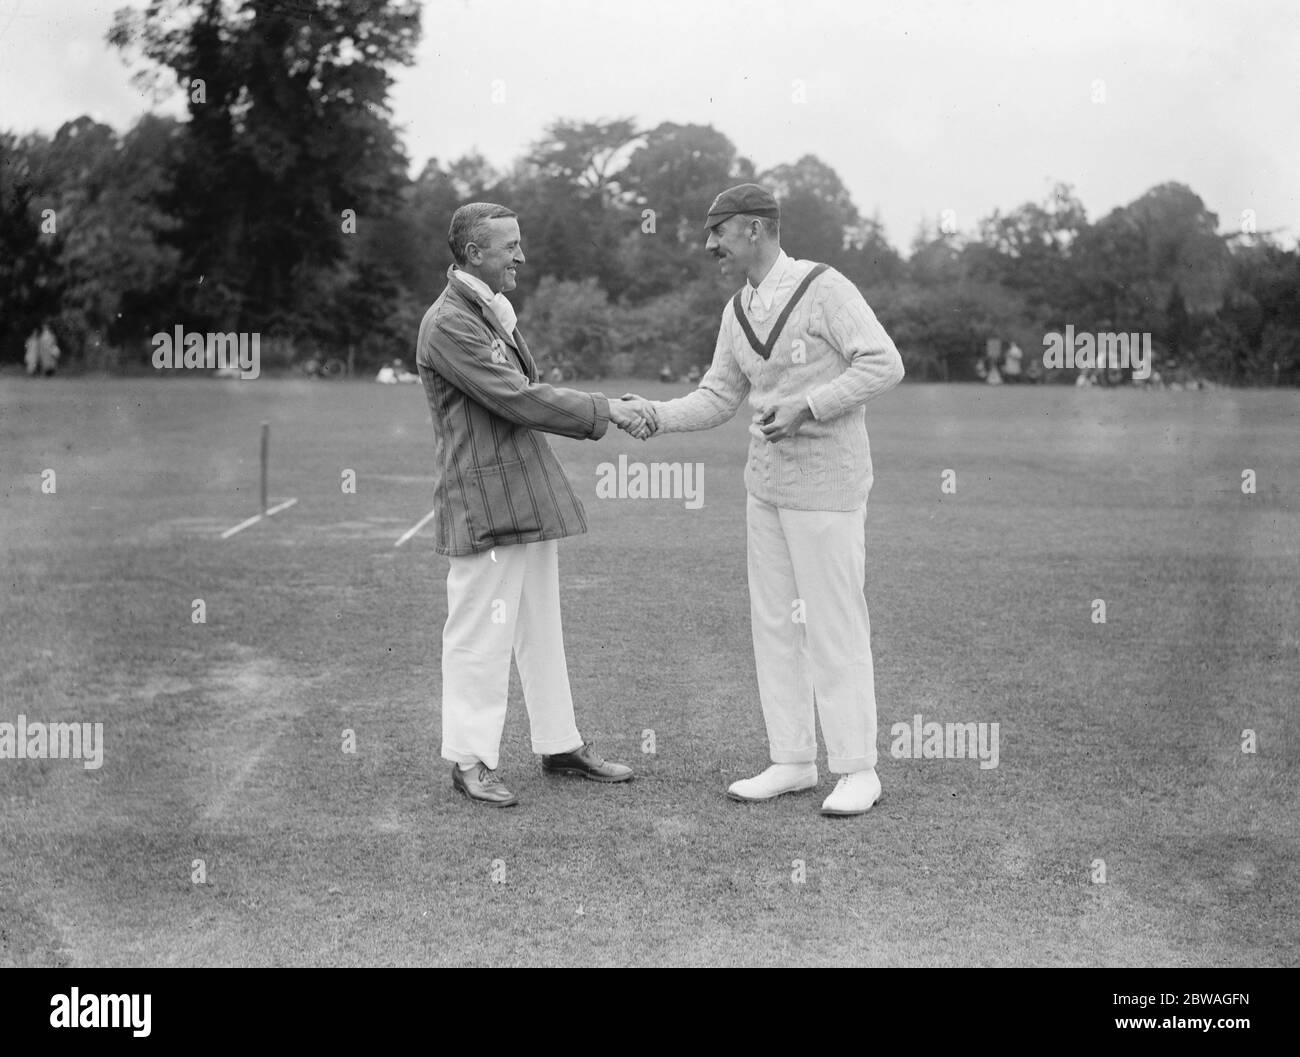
646, 184, 904, 816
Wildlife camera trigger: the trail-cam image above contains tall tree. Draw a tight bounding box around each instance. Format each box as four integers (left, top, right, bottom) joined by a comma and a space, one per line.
503, 120, 642, 303
109, 0, 420, 341
525, 118, 640, 203
1072, 182, 1231, 333
622, 122, 749, 236
618, 122, 753, 302
966, 182, 1088, 319
760, 155, 860, 266
1, 117, 182, 363
841, 211, 904, 289
0, 133, 62, 362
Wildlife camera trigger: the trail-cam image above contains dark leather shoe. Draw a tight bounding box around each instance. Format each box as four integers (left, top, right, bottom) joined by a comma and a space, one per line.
452, 763, 519, 807
541, 741, 633, 783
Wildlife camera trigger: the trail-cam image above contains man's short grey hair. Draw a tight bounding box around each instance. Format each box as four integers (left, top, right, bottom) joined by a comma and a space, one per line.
448, 202, 518, 266
736, 213, 780, 240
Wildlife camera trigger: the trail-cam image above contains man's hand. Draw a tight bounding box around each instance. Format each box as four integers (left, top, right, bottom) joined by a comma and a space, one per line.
756, 394, 814, 442
610, 395, 658, 440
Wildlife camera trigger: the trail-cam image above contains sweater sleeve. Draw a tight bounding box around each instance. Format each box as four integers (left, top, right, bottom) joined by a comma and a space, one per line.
805, 276, 905, 422
652, 307, 750, 433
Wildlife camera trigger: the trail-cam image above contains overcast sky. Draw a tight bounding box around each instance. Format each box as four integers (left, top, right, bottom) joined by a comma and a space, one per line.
2, 0, 1296, 250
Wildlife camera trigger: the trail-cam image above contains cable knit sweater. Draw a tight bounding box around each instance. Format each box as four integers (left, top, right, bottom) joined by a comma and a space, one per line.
654, 255, 904, 510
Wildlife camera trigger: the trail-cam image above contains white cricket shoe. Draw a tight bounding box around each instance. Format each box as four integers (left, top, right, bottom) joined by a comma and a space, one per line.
820, 769, 882, 816
727, 762, 819, 802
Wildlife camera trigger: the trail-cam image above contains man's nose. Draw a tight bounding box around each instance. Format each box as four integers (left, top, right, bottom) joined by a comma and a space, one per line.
705, 233, 718, 251
515, 248, 525, 264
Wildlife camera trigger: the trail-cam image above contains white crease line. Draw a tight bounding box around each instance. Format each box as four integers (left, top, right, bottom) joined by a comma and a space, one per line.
221, 497, 299, 539
395, 507, 438, 547
201, 743, 270, 821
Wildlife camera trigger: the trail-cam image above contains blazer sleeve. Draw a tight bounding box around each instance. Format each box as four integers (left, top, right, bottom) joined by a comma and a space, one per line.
422, 306, 611, 440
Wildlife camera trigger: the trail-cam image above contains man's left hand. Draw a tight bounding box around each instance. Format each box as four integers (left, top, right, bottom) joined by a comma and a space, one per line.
756, 395, 814, 442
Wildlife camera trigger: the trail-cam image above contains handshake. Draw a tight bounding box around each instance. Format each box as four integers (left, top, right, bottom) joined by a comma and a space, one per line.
609, 394, 659, 441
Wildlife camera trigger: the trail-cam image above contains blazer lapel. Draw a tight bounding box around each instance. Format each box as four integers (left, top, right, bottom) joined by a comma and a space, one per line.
513, 328, 540, 382
481, 307, 520, 352
447, 267, 520, 351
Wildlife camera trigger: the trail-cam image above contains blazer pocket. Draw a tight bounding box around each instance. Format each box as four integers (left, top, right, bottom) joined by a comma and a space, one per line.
465, 458, 538, 541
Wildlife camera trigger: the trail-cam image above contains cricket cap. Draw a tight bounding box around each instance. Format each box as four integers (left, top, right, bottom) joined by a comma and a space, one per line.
704, 183, 780, 231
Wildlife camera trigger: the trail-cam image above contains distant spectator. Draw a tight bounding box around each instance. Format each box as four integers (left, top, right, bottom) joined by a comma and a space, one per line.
30, 326, 60, 374
24, 326, 60, 376
685, 364, 701, 384
659, 362, 674, 383
1002, 342, 1023, 383
548, 365, 564, 384
976, 345, 1002, 384
376, 358, 418, 384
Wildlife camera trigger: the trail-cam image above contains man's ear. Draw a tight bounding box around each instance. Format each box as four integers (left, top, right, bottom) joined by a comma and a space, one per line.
464, 242, 482, 266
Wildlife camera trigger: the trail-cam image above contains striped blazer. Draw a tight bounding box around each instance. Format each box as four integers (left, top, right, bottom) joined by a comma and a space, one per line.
415, 266, 612, 556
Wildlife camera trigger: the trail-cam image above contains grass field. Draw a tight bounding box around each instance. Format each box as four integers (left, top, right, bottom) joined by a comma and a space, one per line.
1, 376, 1297, 967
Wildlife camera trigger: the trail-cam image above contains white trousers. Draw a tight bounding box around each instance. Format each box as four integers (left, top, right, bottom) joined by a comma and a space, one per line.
440, 540, 584, 770
747, 494, 878, 773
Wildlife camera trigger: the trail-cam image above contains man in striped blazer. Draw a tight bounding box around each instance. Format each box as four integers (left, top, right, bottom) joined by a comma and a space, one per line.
415, 202, 652, 808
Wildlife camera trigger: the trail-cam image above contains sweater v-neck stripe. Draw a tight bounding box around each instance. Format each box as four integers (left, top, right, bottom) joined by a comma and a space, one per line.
731, 263, 829, 360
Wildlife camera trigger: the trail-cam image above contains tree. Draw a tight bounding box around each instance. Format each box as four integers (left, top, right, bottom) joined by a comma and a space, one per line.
841, 211, 904, 289
3, 116, 183, 365
966, 183, 1088, 317
1209, 236, 1300, 384
1072, 182, 1231, 334
760, 155, 860, 266
617, 122, 753, 302
0, 133, 62, 363
385, 157, 468, 302
622, 123, 749, 235
525, 118, 640, 204
613, 275, 725, 376
108, 0, 421, 344
524, 276, 615, 378
501, 122, 643, 304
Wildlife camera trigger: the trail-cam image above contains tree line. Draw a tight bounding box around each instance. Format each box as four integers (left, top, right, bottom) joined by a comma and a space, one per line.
1, 0, 1296, 385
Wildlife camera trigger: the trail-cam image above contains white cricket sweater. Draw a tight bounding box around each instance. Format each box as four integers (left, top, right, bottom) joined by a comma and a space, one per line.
654, 255, 904, 510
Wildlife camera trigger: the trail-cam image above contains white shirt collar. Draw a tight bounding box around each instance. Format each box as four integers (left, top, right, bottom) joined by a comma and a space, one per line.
453, 267, 517, 335
453, 266, 496, 303
747, 250, 793, 314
